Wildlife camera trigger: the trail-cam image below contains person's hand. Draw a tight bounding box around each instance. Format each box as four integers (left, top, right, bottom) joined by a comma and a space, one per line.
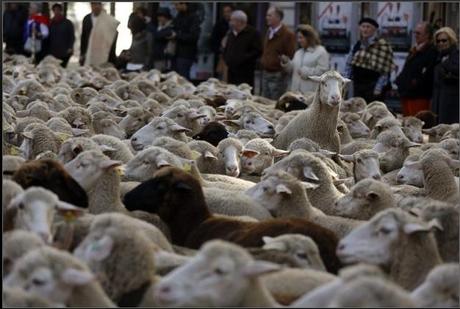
167, 31, 176, 40
279, 54, 290, 65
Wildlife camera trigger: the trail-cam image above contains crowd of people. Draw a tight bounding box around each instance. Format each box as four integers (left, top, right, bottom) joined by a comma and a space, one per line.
3, 2, 459, 124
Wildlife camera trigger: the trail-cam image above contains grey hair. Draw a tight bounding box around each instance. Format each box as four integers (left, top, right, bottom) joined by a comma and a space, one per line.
231, 10, 247, 23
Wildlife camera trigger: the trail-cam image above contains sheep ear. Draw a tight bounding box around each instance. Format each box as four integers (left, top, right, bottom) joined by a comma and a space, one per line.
366, 191, 379, 201
428, 218, 444, 231
262, 236, 274, 245
242, 260, 281, 278
403, 222, 432, 234
99, 159, 123, 170
309, 76, 322, 83
300, 181, 320, 189
191, 150, 201, 160
242, 149, 259, 158
406, 141, 421, 148
263, 241, 287, 252
447, 158, 460, 170
99, 145, 116, 153
175, 181, 192, 191
22, 131, 33, 139
334, 177, 353, 186
338, 154, 354, 162
222, 120, 241, 128
73, 119, 85, 127
170, 124, 191, 133
422, 128, 434, 134
341, 77, 352, 84
204, 150, 218, 160
303, 166, 320, 182
319, 149, 336, 158
61, 268, 95, 286
276, 184, 292, 195
71, 128, 89, 137
272, 148, 290, 158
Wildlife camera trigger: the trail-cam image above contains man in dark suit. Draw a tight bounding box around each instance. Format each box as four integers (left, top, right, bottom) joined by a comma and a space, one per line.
223, 10, 262, 88
80, 2, 118, 66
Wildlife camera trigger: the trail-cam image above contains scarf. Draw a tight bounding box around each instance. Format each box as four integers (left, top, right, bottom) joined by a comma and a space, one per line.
351, 37, 394, 74
85, 11, 120, 66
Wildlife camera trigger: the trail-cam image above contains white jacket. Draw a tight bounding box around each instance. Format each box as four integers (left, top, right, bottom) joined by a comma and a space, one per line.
282, 45, 330, 93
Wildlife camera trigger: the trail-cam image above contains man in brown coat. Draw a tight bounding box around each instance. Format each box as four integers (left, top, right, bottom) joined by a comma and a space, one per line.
260, 6, 296, 100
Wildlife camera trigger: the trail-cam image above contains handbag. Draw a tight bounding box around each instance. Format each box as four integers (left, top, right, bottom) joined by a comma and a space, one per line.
24, 36, 42, 53
164, 40, 176, 57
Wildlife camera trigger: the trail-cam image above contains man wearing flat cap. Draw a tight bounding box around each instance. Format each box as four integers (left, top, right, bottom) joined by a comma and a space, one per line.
344, 17, 394, 103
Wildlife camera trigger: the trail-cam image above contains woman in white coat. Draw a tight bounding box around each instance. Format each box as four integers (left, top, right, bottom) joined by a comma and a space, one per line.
280, 24, 330, 93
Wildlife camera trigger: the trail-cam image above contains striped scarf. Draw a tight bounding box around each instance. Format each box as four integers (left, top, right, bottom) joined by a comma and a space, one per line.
351, 37, 394, 74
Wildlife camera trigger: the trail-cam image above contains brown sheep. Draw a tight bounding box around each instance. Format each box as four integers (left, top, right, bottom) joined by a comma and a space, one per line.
12, 159, 88, 208
123, 167, 342, 274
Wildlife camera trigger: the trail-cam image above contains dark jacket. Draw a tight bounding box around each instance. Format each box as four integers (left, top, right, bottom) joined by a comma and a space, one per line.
3, 6, 28, 54
210, 18, 229, 54
150, 21, 174, 61
129, 30, 153, 69
49, 16, 75, 59
172, 10, 201, 60
223, 25, 262, 75
80, 13, 118, 65
395, 43, 438, 99
431, 46, 459, 124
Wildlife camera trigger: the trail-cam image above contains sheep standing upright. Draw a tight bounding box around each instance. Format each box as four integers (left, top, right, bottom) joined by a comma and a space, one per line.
273, 71, 351, 152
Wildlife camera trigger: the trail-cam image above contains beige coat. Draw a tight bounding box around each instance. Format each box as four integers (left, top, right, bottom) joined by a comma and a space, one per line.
85, 11, 119, 66
282, 45, 330, 93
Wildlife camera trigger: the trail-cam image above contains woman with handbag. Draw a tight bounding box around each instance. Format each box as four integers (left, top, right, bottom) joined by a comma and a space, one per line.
23, 3, 49, 64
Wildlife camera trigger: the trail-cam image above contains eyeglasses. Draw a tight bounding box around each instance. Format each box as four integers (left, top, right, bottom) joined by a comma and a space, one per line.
436, 39, 448, 43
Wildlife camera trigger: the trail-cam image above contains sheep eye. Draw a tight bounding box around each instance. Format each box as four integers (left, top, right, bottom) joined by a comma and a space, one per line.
157, 126, 164, 130
356, 158, 362, 163
262, 187, 268, 192
248, 162, 252, 166
296, 252, 308, 260
18, 203, 25, 210
245, 120, 251, 124
32, 278, 46, 286
214, 268, 226, 275
379, 227, 392, 235
177, 114, 183, 118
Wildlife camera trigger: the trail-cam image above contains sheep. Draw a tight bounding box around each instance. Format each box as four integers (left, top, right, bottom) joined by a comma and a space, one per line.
287, 137, 321, 152
3, 286, 64, 307
123, 166, 342, 274
340, 112, 370, 138
336, 208, 443, 290
373, 130, 420, 173
339, 149, 381, 182
333, 178, 395, 220
340, 96, 367, 114
11, 79, 46, 97
370, 116, 405, 139
441, 123, 460, 141
225, 111, 276, 138
46, 116, 88, 137
439, 138, 460, 160
416, 148, 460, 203
4, 247, 115, 307
12, 159, 88, 209
73, 218, 161, 306
117, 107, 154, 138
241, 138, 289, 176
197, 105, 217, 126
327, 276, 416, 307
124, 146, 186, 182
246, 170, 362, 238
161, 105, 207, 136
57, 136, 101, 163
216, 137, 244, 177
90, 112, 126, 139
192, 121, 229, 146
413, 202, 459, 263
3, 230, 45, 276
401, 116, 424, 143
396, 154, 424, 187
2, 155, 25, 179
153, 240, 281, 307
4, 187, 84, 243
130, 117, 190, 151
13, 116, 46, 146
57, 106, 95, 134
261, 234, 326, 271
275, 112, 297, 133
411, 263, 459, 308
423, 123, 453, 142
16, 101, 56, 121
276, 91, 311, 112
273, 71, 351, 152
362, 103, 394, 130
415, 110, 438, 129
187, 140, 221, 173
91, 134, 134, 163
2, 179, 24, 216
19, 123, 61, 160
264, 151, 344, 215
151, 136, 196, 160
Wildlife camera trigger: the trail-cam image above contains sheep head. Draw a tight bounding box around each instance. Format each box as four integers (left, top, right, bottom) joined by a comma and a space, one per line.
310, 71, 351, 107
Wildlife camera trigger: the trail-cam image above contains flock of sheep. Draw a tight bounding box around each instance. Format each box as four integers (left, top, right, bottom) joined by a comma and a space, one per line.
2, 53, 460, 307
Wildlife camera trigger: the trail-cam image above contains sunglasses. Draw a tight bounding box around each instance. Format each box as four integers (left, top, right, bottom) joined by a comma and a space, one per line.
436, 39, 448, 43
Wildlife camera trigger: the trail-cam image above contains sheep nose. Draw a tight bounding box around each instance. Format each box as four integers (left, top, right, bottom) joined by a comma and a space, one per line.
336, 242, 346, 253
268, 125, 274, 130
159, 285, 171, 294
131, 137, 137, 142
372, 174, 381, 180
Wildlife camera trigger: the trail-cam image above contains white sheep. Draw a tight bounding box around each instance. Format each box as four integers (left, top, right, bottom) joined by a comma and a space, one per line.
2, 156, 25, 179
241, 138, 289, 176
216, 137, 244, 177
3, 230, 45, 276
273, 70, 351, 152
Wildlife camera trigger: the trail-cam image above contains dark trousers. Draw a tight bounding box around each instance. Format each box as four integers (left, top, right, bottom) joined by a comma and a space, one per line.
352, 66, 383, 103
228, 68, 255, 88
173, 57, 194, 80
